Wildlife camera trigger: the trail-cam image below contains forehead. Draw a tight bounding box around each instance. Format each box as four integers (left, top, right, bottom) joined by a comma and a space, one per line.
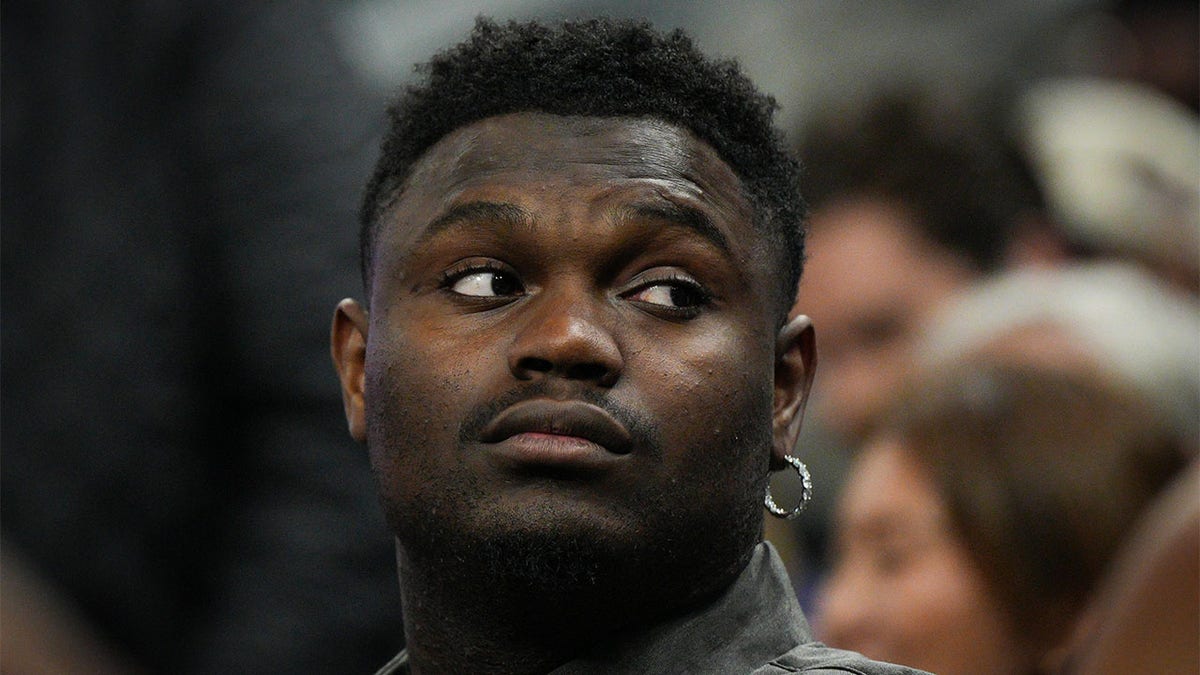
840, 438, 946, 532
376, 112, 758, 256
414, 112, 743, 195
797, 198, 974, 337
803, 200, 965, 306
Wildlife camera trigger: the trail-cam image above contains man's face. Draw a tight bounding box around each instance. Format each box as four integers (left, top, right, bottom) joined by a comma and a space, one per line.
795, 197, 974, 440
333, 113, 813, 604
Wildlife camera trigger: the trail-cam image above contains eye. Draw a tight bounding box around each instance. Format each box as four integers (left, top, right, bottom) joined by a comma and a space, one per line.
624, 273, 711, 317
627, 283, 706, 308
443, 264, 525, 298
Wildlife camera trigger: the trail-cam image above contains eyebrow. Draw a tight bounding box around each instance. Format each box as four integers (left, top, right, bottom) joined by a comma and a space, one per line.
617, 200, 732, 256
410, 198, 732, 256
411, 201, 533, 250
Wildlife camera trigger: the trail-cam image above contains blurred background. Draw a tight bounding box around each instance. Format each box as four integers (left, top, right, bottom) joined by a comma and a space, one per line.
3, 1, 1196, 673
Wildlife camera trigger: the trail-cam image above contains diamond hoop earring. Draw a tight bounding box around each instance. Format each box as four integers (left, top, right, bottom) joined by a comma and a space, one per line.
764, 454, 813, 520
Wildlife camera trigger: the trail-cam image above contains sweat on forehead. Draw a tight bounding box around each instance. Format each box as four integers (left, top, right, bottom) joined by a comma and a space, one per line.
357, 17, 806, 312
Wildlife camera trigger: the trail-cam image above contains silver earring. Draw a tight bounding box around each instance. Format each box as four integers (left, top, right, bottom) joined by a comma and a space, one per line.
765, 455, 813, 520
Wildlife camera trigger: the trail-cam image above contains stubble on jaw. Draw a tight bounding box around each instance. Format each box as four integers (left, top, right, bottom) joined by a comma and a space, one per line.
378, 377, 773, 633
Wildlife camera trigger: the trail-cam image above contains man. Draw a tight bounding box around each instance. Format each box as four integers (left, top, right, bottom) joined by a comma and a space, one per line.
795, 93, 1058, 441
332, 18, 924, 674
771, 96, 1062, 591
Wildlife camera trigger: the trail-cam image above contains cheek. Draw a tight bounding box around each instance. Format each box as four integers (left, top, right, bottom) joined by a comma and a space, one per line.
362, 319, 492, 480
362, 336, 424, 493
889, 545, 1024, 675
901, 553, 988, 626
631, 323, 774, 463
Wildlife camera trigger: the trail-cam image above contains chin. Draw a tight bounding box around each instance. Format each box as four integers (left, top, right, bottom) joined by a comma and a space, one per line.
463, 491, 661, 583
402, 478, 753, 604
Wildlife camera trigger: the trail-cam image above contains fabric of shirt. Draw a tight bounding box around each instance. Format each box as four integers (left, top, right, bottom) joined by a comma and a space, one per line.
374, 542, 927, 674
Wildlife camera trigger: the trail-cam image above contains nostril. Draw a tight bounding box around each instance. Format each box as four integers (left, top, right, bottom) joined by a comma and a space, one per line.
513, 356, 616, 384
516, 356, 554, 376
506, 306, 624, 384
566, 362, 608, 382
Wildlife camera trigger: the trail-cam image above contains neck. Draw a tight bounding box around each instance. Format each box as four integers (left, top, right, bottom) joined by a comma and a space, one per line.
397, 551, 604, 675
395, 542, 754, 675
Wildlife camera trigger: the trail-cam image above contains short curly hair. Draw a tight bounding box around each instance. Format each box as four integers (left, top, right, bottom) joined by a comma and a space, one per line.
360, 17, 805, 317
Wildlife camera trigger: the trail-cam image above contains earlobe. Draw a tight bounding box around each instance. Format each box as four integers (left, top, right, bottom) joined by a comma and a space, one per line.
771, 314, 816, 471
331, 298, 370, 442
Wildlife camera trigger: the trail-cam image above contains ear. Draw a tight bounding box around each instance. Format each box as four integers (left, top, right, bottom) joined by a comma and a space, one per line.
771, 314, 816, 471
331, 298, 370, 442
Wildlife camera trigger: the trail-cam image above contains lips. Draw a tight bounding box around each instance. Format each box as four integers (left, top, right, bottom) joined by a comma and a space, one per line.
479, 398, 634, 457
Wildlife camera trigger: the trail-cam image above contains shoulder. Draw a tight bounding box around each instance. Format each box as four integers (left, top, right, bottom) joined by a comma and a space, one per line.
751, 642, 930, 675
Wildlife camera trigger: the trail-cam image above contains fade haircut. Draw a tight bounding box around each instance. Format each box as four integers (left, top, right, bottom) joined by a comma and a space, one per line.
359, 17, 805, 318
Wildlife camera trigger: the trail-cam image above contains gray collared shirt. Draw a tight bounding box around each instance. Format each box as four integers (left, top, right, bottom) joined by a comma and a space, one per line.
375, 542, 928, 674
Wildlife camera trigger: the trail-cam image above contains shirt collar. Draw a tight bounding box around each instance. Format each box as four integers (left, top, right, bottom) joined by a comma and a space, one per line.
374, 542, 811, 674
550, 541, 811, 673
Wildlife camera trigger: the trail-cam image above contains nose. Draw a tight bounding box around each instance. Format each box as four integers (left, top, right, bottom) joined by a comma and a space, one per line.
507, 286, 623, 387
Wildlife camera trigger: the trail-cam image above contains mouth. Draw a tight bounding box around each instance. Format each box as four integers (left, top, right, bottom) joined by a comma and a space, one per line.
479, 399, 633, 468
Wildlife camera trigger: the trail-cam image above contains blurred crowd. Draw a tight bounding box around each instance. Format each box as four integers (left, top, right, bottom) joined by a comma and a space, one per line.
784, 1, 1199, 672
2, 1, 1196, 673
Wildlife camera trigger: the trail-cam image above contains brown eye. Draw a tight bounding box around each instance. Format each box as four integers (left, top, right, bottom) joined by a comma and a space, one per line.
450, 270, 524, 297
624, 282, 700, 306
627, 282, 707, 309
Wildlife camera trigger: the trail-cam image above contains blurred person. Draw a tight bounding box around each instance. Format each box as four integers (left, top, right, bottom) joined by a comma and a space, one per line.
331, 17, 926, 675
1015, 78, 1200, 296
772, 93, 1067, 589
1064, 458, 1199, 674
1, 2, 402, 672
908, 258, 1198, 673
920, 262, 1200, 444
1014, 0, 1200, 298
817, 362, 1192, 675
794, 92, 1063, 443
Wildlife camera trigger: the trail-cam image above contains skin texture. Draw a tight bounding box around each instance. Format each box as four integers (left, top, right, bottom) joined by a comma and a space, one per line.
818, 438, 1028, 675
795, 197, 974, 440
332, 112, 814, 674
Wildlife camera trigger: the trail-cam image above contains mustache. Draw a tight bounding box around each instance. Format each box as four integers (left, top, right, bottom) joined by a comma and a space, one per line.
458, 381, 663, 460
